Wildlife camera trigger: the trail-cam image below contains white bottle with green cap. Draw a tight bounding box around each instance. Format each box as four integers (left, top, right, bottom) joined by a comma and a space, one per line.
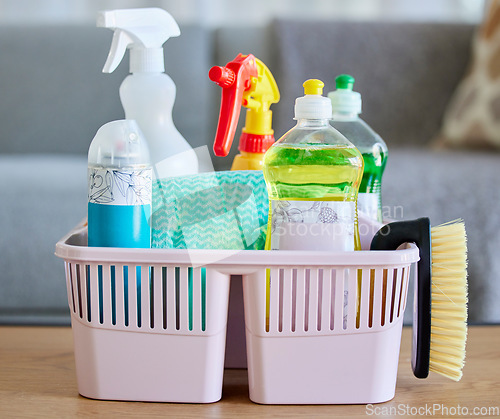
328, 74, 388, 223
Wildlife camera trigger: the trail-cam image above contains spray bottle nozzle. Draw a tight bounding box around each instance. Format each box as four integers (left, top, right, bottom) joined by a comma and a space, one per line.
210, 54, 280, 157
98, 7, 180, 74
209, 66, 236, 88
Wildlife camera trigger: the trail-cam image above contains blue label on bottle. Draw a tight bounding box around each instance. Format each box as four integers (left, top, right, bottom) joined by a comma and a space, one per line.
88, 166, 152, 248
88, 203, 151, 248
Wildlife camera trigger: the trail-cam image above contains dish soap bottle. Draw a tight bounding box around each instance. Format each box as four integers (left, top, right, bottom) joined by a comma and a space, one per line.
98, 8, 198, 180
328, 74, 388, 222
263, 79, 364, 252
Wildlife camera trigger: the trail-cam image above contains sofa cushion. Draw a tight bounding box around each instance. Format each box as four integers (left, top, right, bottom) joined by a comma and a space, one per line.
383, 148, 500, 324
0, 154, 87, 324
0, 24, 212, 155
271, 20, 474, 148
438, 1, 500, 149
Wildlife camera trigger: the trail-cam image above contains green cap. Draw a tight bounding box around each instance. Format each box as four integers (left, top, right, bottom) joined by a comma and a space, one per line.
335, 74, 355, 90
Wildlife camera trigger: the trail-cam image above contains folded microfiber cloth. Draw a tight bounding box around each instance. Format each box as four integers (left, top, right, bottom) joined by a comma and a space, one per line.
151, 171, 269, 250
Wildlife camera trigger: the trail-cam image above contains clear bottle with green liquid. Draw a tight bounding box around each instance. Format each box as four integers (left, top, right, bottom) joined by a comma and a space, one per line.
263, 79, 364, 330
263, 79, 364, 252
328, 74, 388, 223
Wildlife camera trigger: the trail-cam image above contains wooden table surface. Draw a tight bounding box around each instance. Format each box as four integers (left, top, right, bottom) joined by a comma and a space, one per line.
0, 325, 498, 418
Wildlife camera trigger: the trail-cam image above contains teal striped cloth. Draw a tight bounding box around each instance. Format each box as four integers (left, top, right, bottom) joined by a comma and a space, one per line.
151, 171, 269, 250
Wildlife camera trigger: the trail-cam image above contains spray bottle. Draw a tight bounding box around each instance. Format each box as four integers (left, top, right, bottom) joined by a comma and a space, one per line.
88, 119, 152, 248
210, 54, 279, 367
328, 74, 388, 222
97, 7, 198, 180
88, 119, 152, 325
209, 53, 280, 171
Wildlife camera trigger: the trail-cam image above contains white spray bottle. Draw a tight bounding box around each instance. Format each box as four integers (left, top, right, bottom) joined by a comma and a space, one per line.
97, 7, 199, 180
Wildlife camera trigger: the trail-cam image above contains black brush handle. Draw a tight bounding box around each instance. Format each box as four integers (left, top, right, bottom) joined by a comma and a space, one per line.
370, 217, 431, 379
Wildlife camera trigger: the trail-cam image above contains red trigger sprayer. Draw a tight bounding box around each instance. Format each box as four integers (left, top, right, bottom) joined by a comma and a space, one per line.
209, 53, 280, 170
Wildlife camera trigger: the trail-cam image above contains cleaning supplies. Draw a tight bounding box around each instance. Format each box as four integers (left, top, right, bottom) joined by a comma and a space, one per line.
371, 217, 468, 381
263, 79, 364, 251
88, 120, 152, 248
210, 53, 280, 170
328, 74, 388, 222
98, 7, 198, 180
88, 119, 152, 326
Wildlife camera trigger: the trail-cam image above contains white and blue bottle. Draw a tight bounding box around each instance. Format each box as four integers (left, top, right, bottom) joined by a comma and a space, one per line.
87, 120, 151, 325
88, 119, 152, 247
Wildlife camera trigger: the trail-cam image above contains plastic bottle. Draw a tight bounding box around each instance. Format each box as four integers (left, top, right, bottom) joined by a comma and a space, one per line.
88, 120, 152, 248
209, 53, 280, 171
210, 54, 280, 368
88, 119, 152, 326
328, 74, 388, 222
97, 7, 198, 180
263, 79, 364, 252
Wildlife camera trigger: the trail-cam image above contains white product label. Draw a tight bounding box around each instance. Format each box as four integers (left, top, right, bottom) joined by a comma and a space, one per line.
88, 167, 152, 206
357, 192, 379, 221
269, 200, 355, 251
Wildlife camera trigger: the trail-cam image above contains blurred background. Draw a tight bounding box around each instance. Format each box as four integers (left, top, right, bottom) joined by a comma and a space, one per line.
1, 0, 498, 329
0, 0, 485, 26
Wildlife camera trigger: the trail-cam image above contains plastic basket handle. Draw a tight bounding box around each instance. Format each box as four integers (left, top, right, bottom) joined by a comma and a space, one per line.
370, 217, 431, 379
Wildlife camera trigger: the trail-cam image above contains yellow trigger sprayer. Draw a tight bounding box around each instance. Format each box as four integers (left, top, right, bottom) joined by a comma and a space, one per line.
209, 54, 280, 170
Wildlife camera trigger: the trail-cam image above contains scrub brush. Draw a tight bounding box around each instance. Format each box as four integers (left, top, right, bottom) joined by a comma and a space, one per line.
370, 217, 468, 381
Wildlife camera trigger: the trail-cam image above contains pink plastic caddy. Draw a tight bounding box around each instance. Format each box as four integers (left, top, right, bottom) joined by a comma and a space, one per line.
56, 217, 418, 404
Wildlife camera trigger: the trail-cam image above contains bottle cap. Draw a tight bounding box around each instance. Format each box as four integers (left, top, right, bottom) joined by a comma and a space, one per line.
328, 74, 362, 115
88, 120, 150, 168
294, 79, 332, 120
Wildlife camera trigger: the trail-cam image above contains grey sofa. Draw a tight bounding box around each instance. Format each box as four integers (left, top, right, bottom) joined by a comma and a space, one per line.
0, 20, 497, 326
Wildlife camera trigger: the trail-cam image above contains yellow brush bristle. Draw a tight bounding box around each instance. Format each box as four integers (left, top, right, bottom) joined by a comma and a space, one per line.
429, 220, 468, 381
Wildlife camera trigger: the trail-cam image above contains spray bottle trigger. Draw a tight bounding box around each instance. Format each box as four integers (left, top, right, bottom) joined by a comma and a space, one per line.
102, 30, 134, 73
